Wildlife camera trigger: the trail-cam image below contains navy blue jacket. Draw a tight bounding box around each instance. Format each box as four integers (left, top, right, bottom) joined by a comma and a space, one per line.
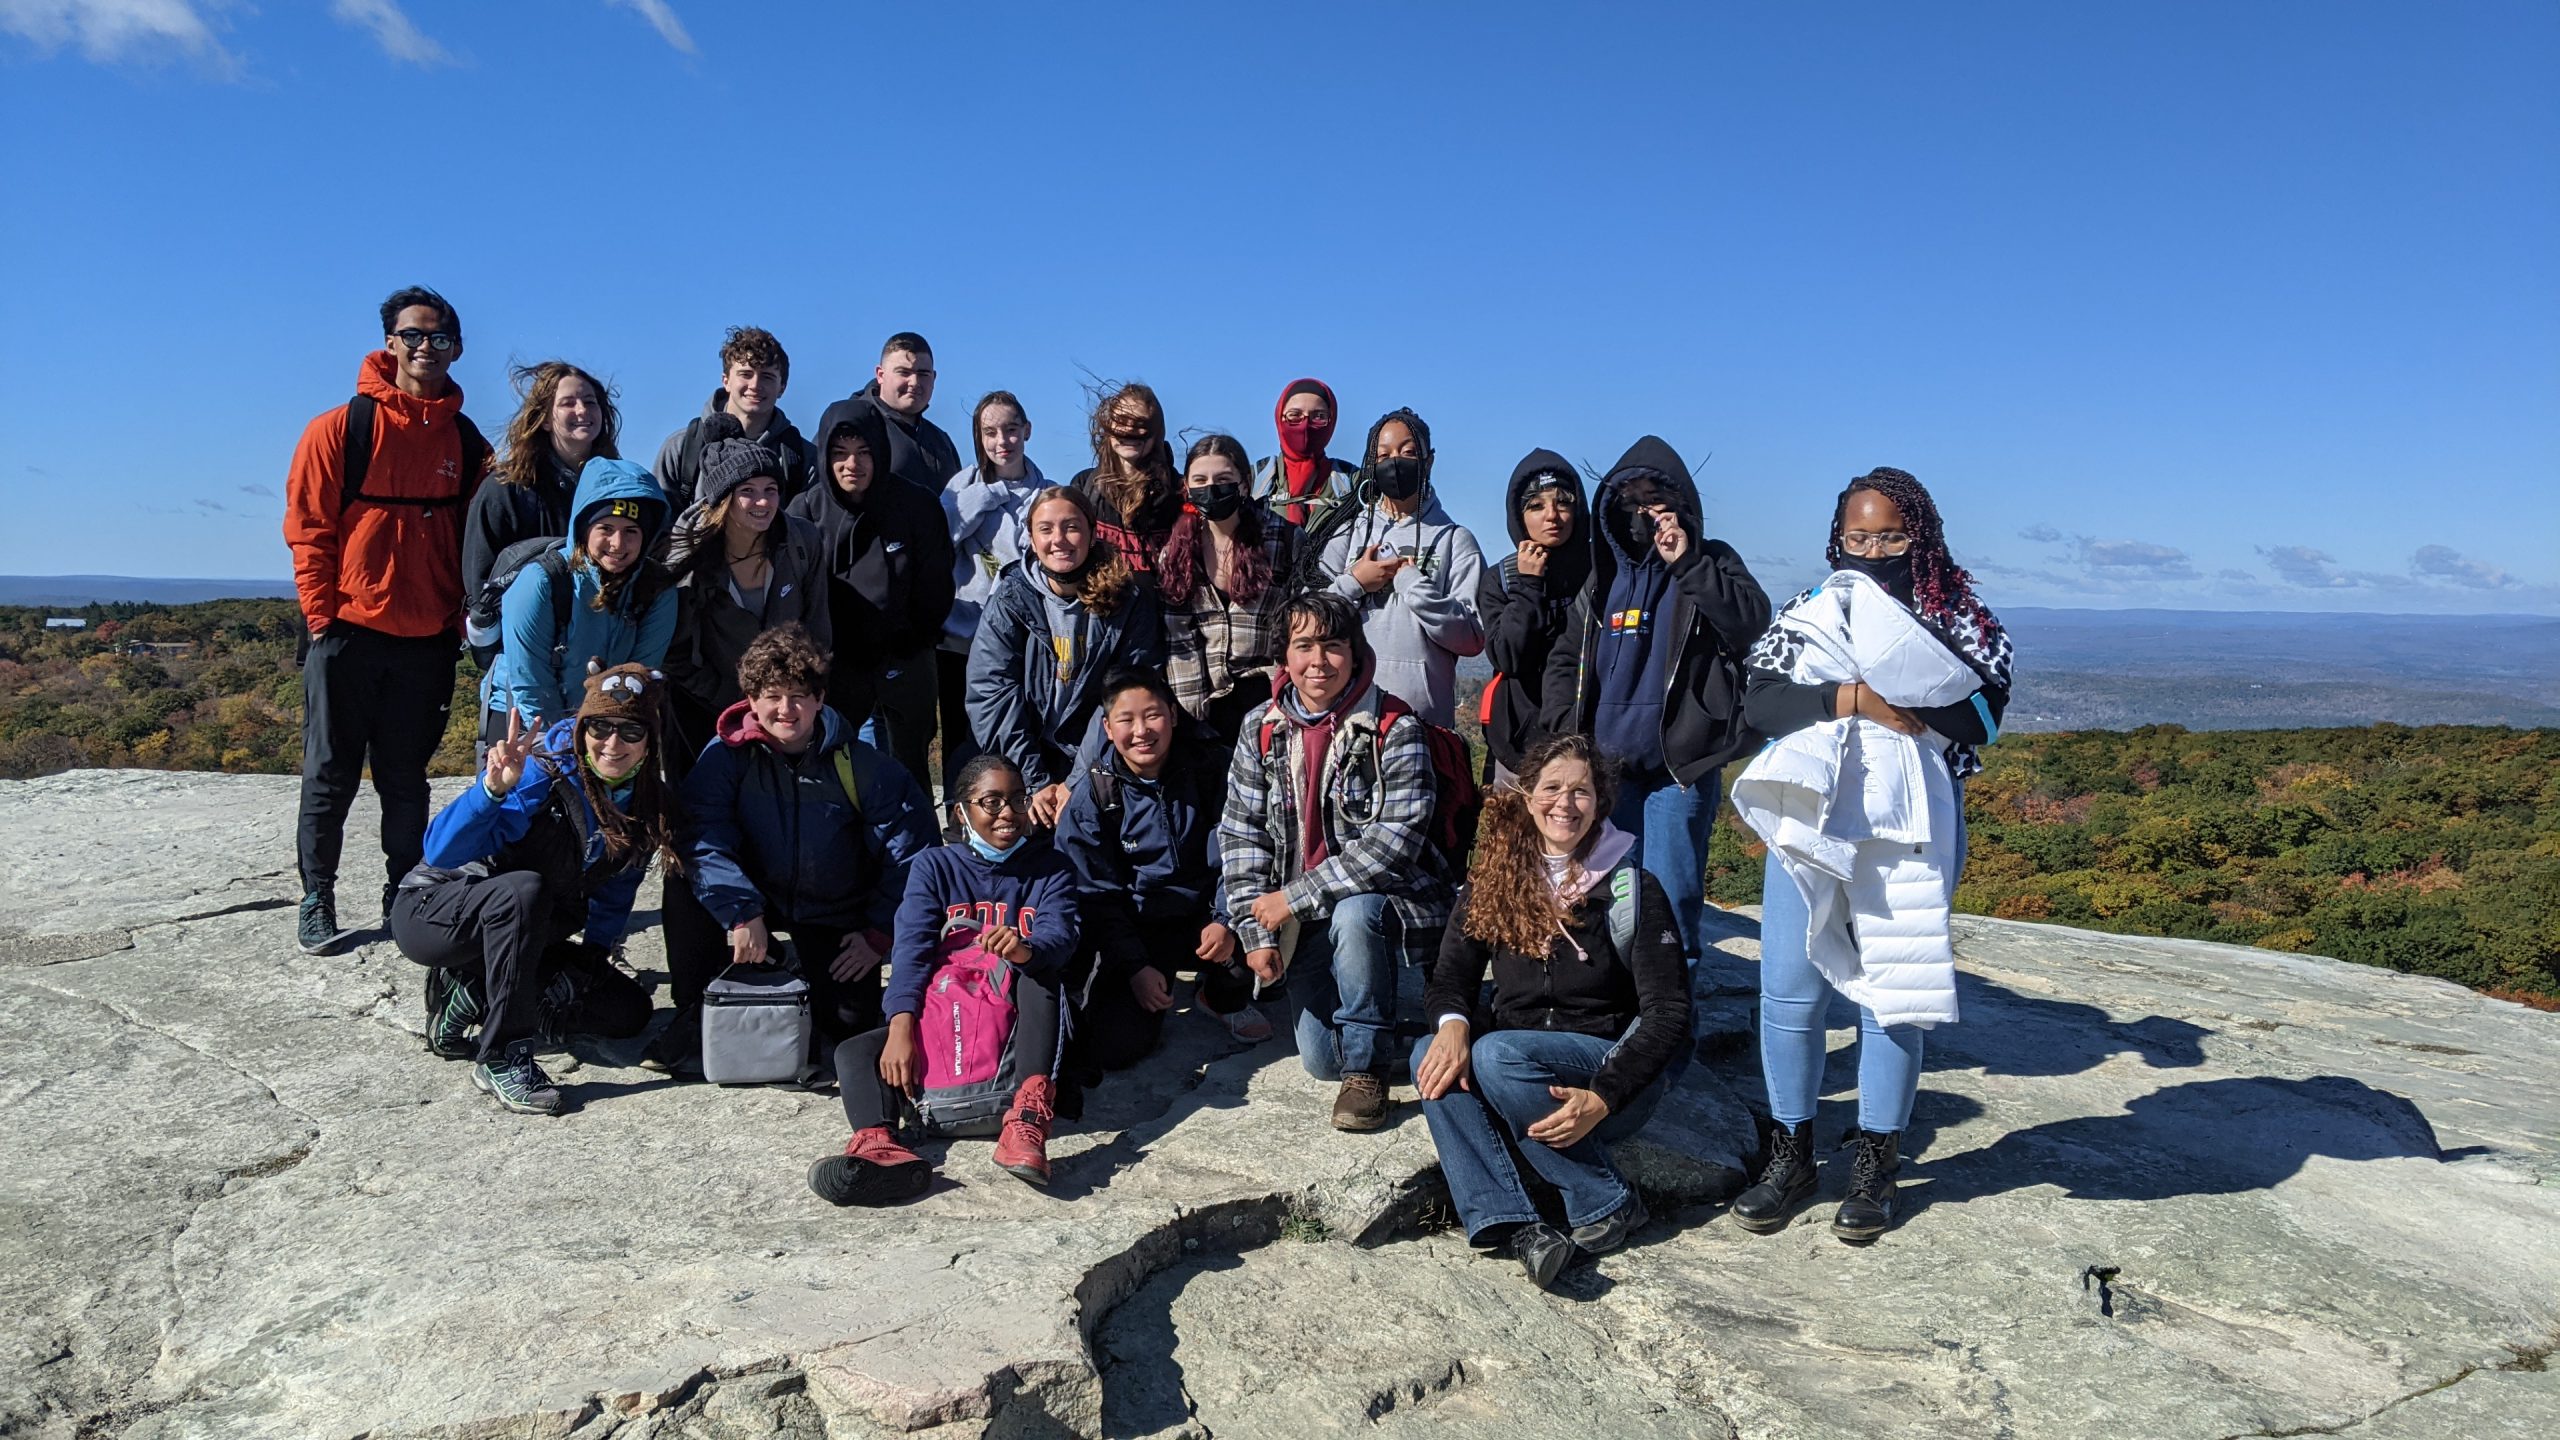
420, 719, 650, 948
680, 700, 937, 936
963, 564, 1167, 792
882, 838, 1083, 1017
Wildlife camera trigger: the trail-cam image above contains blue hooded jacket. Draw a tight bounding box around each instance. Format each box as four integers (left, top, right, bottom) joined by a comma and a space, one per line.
488, 458, 678, 725
680, 699, 938, 936
962, 562, 1167, 792
419, 718, 651, 948
881, 836, 1083, 1019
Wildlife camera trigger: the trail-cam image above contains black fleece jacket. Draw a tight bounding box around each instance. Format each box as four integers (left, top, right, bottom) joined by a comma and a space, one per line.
853, 381, 962, 492
1541, 436, 1773, 784
787, 400, 957, 713
461, 449, 579, 602
1425, 864, 1691, 1114
1476, 447, 1591, 775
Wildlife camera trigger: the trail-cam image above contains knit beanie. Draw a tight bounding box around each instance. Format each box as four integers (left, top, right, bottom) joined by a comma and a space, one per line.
575, 661, 664, 728
696, 411, 783, 508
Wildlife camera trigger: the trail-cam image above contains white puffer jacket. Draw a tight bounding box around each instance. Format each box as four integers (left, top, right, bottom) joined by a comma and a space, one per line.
1731, 571, 1979, 1028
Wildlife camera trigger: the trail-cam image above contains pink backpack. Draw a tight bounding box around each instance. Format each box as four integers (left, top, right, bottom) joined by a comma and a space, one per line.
914, 925, 1026, 1136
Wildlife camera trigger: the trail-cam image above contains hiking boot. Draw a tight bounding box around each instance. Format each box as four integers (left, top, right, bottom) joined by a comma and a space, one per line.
471, 1040, 563, 1116
1331, 1071, 1390, 1131
297, 887, 354, 956
422, 968, 483, 1060
1832, 1130, 1903, 1243
808, 1126, 933, 1207
1504, 1222, 1575, 1290
380, 881, 401, 928
638, 1005, 703, 1076
993, 1075, 1057, 1187
1569, 1192, 1649, 1256
1219, 1004, 1274, 1044
1731, 1118, 1819, 1234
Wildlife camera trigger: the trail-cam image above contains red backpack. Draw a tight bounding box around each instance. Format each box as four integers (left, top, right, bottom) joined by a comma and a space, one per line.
1257, 693, 1481, 872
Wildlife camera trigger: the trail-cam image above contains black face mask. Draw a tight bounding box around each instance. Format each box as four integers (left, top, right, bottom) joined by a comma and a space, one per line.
1190, 482, 1244, 522
1837, 551, 1915, 594
1371, 456, 1427, 502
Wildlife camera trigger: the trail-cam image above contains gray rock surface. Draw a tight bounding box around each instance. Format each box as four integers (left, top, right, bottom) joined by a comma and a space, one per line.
2, 769, 2554, 1439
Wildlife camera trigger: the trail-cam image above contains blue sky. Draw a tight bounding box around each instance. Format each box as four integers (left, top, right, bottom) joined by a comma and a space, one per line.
2, 1, 2553, 613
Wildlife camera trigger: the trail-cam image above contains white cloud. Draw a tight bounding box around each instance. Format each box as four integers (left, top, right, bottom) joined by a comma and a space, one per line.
2017, 523, 2065, 545
606, 0, 694, 53
2411, 544, 2514, 591
2075, 537, 2197, 579
330, 0, 448, 66
0, 0, 236, 67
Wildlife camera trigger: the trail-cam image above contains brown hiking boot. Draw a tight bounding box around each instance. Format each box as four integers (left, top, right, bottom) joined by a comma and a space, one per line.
1331, 1071, 1390, 1131
993, 1074, 1056, 1187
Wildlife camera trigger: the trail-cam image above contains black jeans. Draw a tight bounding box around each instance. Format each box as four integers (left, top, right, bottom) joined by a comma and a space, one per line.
934, 647, 978, 802
834, 967, 1061, 1131
390, 869, 650, 1062
1066, 912, 1255, 1074
298, 622, 458, 892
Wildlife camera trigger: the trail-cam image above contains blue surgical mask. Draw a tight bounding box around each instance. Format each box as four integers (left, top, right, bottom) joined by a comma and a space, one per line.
965, 829, 1025, 863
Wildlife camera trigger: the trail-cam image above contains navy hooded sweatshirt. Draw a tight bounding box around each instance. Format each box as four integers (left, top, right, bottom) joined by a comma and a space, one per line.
882, 836, 1083, 1018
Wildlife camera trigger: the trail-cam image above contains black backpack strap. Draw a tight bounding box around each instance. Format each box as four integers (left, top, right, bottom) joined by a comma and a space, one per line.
538, 549, 574, 677
675, 418, 705, 505
456, 412, 491, 487
339, 394, 376, 512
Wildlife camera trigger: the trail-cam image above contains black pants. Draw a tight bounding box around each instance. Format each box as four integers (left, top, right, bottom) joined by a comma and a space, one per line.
1066, 913, 1256, 1074
298, 623, 458, 892
834, 966, 1061, 1131
390, 869, 650, 1062
933, 647, 979, 802
659, 691, 731, 1014
767, 920, 886, 1049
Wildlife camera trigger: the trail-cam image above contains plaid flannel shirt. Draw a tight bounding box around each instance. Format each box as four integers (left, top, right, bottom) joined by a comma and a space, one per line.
1163, 541, 1295, 719
1217, 685, 1453, 966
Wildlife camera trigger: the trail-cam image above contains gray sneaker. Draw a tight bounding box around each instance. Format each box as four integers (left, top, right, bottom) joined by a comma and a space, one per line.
1569, 1193, 1649, 1256
471, 1041, 563, 1116
296, 888, 354, 956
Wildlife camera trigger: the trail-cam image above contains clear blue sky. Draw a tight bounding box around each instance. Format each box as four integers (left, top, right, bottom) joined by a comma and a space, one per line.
2, 1, 2553, 612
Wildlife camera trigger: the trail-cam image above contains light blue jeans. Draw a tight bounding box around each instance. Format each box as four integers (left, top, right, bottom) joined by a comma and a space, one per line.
1610, 770, 1718, 962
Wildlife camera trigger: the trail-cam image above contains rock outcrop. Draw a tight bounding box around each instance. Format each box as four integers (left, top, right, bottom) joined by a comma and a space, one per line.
2, 770, 2554, 1439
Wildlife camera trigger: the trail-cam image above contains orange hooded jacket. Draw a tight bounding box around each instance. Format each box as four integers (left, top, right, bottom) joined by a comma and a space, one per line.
283, 351, 481, 638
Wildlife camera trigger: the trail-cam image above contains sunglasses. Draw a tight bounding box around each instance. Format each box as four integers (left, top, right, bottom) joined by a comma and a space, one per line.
392, 328, 457, 353
581, 718, 649, 744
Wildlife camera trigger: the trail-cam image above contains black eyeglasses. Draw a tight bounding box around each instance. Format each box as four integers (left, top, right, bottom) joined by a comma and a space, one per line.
964, 793, 1030, 817
392, 328, 457, 353
581, 718, 648, 744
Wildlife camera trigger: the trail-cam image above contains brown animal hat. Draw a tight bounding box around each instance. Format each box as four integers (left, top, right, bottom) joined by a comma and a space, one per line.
575, 662, 663, 728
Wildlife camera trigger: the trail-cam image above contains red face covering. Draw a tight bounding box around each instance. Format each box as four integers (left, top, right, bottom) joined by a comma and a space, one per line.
1272, 378, 1339, 523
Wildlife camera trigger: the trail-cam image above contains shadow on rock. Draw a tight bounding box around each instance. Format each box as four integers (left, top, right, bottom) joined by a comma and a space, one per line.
1924, 973, 2213, 1077
1912, 1075, 2441, 1212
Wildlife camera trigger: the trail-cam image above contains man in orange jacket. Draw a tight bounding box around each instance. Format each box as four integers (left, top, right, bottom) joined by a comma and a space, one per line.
284, 286, 489, 955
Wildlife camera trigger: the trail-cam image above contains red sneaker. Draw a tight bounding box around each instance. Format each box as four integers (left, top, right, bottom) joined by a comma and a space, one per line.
807, 1125, 932, 1207
992, 1074, 1056, 1188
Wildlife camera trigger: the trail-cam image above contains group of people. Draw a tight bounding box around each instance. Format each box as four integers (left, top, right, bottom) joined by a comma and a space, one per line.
284, 285, 2014, 1284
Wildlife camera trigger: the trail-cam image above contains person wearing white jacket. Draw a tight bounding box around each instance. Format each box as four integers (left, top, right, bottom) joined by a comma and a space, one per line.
1730, 468, 2013, 1244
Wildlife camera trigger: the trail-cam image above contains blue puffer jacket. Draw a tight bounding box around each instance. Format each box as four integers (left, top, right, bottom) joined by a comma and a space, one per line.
680, 699, 938, 936
487, 458, 679, 726
419, 719, 651, 948
962, 563, 1167, 792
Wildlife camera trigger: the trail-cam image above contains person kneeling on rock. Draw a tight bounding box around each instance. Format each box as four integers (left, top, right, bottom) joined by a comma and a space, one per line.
1056, 667, 1271, 1092
389, 665, 670, 1116
1412, 735, 1690, 1289
811, 755, 1083, 1204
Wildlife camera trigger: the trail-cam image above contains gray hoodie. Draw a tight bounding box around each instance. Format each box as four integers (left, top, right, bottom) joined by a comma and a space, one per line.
938, 459, 1056, 652
1318, 492, 1487, 727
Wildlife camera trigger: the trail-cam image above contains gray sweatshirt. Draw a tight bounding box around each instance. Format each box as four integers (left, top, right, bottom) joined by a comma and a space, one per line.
1318, 492, 1487, 727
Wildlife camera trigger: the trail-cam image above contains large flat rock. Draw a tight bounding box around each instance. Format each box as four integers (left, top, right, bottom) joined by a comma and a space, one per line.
2, 770, 2554, 1439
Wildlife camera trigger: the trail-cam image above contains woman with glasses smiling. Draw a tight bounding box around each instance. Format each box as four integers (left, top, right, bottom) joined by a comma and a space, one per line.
388, 664, 674, 1117
1731, 466, 2013, 1244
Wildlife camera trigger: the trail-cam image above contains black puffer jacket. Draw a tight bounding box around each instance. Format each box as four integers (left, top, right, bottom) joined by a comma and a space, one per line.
1540, 436, 1772, 784
1424, 860, 1691, 1113
1475, 447, 1591, 775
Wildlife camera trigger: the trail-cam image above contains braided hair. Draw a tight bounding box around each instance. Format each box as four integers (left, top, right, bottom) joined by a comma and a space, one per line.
1825, 467, 2002, 646
1360, 407, 1434, 470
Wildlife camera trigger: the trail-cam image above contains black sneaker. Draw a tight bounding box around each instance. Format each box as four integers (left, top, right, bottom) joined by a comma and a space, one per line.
380, 881, 401, 928
297, 887, 354, 956
1832, 1130, 1903, 1243
1568, 1193, 1649, 1256
1504, 1223, 1575, 1291
471, 1041, 563, 1116
422, 968, 483, 1060
638, 1006, 703, 1076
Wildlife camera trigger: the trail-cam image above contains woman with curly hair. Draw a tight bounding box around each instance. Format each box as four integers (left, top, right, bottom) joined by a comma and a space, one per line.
1410, 734, 1692, 1290
463, 360, 620, 604
1071, 382, 1182, 575
965, 485, 1166, 828
1730, 465, 2012, 1244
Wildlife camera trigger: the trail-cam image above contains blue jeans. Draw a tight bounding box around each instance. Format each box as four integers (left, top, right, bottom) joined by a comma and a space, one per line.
1610, 770, 1718, 962
1410, 1029, 1664, 1237
1287, 893, 1401, 1079
1758, 826, 1960, 1132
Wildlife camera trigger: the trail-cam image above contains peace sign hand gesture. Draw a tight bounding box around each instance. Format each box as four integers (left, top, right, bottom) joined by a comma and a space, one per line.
483, 709, 536, 796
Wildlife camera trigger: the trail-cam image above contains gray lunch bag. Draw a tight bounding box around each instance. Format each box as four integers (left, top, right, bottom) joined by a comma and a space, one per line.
700, 958, 812, 1086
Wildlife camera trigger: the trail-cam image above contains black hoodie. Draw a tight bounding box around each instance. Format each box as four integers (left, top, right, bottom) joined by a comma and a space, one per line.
1474, 447, 1593, 775
1540, 436, 1773, 785
786, 399, 958, 718
854, 381, 963, 492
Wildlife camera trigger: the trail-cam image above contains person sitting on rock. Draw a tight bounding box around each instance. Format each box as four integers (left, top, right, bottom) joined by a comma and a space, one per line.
1729, 466, 2013, 1243
1411, 734, 1690, 1289
1056, 668, 1270, 1089
389, 664, 668, 1116
655, 624, 939, 1075
811, 754, 1082, 1204
1219, 591, 1451, 1132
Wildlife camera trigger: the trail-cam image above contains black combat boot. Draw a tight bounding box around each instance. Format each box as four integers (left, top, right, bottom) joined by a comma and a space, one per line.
1730, 1118, 1819, 1233
1832, 1129, 1903, 1243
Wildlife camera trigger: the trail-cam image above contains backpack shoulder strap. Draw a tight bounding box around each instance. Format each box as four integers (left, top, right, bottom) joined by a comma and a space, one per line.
339, 394, 376, 511
676, 417, 706, 504
456, 413, 490, 484
1087, 766, 1120, 813
537, 549, 573, 668
832, 747, 863, 815
1608, 866, 1639, 957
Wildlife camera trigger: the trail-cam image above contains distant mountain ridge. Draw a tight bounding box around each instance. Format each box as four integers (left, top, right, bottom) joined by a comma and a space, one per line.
1, 575, 298, 606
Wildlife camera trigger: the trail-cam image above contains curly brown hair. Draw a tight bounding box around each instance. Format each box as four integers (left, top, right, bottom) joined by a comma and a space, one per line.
1462, 734, 1622, 957
719, 325, 790, 383
496, 361, 620, 489
736, 622, 829, 699
1026, 485, 1137, 615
